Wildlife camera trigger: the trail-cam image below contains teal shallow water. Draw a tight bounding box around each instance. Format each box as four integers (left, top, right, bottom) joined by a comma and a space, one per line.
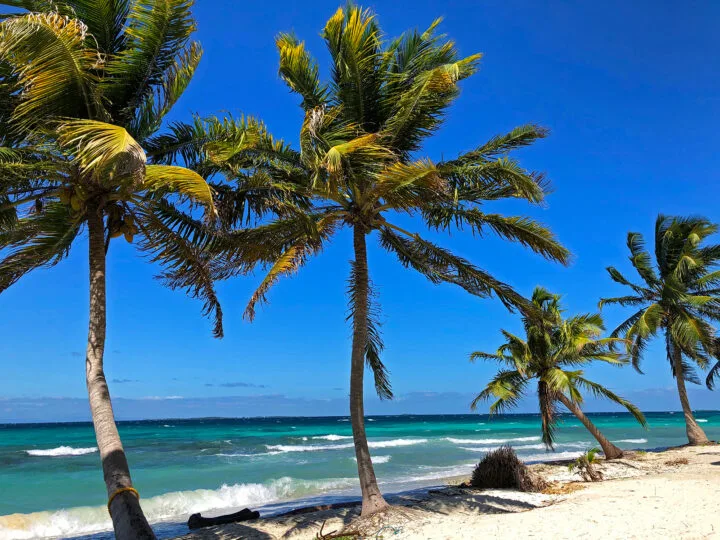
1, 411, 718, 539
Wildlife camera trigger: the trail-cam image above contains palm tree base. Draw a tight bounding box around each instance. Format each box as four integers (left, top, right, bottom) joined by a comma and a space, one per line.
360, 497, 390, 517
686, 430, 710, 446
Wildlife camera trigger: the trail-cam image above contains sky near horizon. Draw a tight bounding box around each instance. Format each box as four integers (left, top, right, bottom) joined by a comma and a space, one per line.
2, 0, 720, 422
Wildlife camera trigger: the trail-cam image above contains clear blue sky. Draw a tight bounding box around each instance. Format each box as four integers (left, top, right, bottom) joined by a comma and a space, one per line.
2, 0, 720, 422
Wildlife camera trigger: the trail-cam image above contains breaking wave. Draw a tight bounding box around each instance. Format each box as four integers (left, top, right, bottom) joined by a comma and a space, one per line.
25, 446, 98, 457
267, 438, 427, 453
312, 434, 353, 441
0, 477, 355, 540
444, 436, 540, 445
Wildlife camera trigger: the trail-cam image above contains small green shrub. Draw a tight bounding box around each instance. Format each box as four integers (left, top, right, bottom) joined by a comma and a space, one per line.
568, 448, 603, 481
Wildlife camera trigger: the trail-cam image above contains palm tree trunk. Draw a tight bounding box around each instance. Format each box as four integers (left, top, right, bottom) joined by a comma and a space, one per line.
557, 394, 623, 460
671, 347, 709, 445
349, 224, 389, 516
86, 200, 156, 539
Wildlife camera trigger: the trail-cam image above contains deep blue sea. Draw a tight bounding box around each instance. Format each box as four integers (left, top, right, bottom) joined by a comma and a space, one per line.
0, 411, 718, 539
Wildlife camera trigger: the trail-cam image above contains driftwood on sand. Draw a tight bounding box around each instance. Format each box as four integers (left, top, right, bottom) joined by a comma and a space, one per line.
187, 508, 260, 529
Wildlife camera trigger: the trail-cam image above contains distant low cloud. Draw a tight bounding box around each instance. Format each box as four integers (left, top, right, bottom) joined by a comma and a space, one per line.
205, 382, 268, 389
112, 379, 139, 384
2, 387, 717, 423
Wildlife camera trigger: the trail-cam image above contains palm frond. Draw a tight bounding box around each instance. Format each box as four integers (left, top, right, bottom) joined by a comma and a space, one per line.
379, 227, 527, 311
135, 199, 223, 337
276, 32, 327, 108
0, 11, 102, 130
0, 202, 81, 291
422, 207, 569, 264
347, 260, 392, 399
575, 376, 647, 428
57, 119, 145, 177
143, 164, 214, 209
470, 369, 527, 413
103, 0, 195, 123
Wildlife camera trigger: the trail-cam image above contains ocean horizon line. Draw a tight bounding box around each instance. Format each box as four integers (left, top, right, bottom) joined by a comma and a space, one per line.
2, 409, 717, 427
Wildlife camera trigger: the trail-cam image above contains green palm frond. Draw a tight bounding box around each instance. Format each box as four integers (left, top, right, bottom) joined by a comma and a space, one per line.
706, 359, 720, 390
575, 376, 647, 428
57, 119, 145, 176
130, 41, 202, 141
143, 165, 214, 209
469, 124, 549, 159
422, 207, 569, 264
439, 156, 547, 204
379, 227, 527, 311
322, 5, 382, 128
276, 32, 327, 108
0, 202, 81, 291
470, 369, 527, 413
59, 0, 131, 54
0, 11, 103, 130
103, 0, 195, 123
598, 295, 646, 308
135, 198, 222, 337
240, 212, 340, 321
627, 232, 659, 288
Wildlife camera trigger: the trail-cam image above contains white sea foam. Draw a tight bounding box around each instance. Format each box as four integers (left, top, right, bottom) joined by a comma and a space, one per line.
312, 434, 353, 441
613, 438, 648, 444
460, 442, 589, 453
370, 438, 427, 448
267, 443, 353, 453
445, 436, 540, 445
267, 438, 427, 453
25, 446, 98, 457
697, 419, 708, 423
0, 477, 356, 540
352, 455, 391, 464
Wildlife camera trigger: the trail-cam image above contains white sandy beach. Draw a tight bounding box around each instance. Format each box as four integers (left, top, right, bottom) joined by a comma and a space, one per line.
177, 445, 720, 539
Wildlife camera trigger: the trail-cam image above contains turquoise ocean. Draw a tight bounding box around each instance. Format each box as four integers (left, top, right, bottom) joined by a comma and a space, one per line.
1, 411, 718, 540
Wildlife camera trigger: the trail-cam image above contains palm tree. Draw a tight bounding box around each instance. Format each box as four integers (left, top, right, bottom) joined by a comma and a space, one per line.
600, 215, 720, 445
0, 2, 221, 537
472, 287, 646, 459
193, 5, 570, 516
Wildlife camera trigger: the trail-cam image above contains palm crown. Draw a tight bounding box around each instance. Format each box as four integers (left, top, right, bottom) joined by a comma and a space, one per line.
193, 6, 571, 387
472, 286, 646, 449
0, 0, 221, 333
600, 215, 720, 387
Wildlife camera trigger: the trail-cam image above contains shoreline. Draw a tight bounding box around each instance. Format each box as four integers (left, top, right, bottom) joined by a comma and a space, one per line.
173, 444, 720, 539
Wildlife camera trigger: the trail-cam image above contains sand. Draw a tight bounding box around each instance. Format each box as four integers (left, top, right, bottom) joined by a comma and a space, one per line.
176, 445, 720, 539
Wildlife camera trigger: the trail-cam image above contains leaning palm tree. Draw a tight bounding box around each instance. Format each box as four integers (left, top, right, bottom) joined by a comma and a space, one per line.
600, 215, 720, 445
190, 5, 570, 516
0, 2, 221, 537
472, 287, 646, 459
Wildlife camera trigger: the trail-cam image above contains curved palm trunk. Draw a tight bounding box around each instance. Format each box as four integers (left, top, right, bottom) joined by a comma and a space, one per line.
557, 394, 623, 460
671, 347, 709, 445
350, 225, 389, 516
86, 201, 156, 539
